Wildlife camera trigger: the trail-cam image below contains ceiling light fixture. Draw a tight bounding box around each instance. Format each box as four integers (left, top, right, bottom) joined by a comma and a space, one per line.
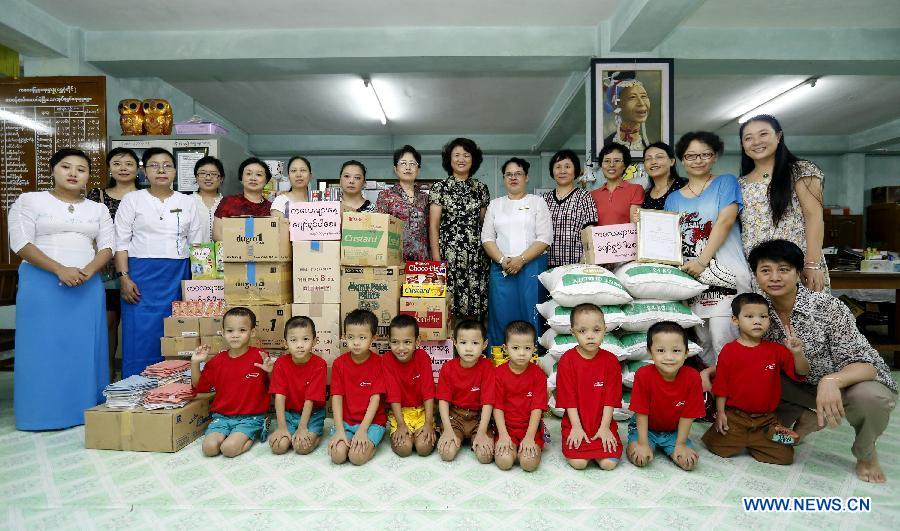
0, 109, 53, 134
363, 77, 388, 126
737, 76, 820, 124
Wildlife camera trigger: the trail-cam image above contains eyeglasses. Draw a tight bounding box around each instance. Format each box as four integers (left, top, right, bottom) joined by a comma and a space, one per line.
602, 159, 624, 166
503, 171, 525, 179
397, 161, 419, 169
146, 163, 175, 172
683, 152, 715, 161
643, 154, 670, 163
197, 171, 221, 178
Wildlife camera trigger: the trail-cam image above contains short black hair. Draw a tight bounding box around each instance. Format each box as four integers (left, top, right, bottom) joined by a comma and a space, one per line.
453, 318, 486, 341
675, 131, 724, 160
501, 157, 530, 176
731, 292, 769, 317
549, 149, 581, 181
193, 156, 224, 179
238, 157, 273, 183
441, 137, 483, 177
287, 156, 312, 174
284, 315, 316, 338
141, 147, 175, 168
569, 303, 605, 328
598, 142, 632, 167
747, 239, 805, 273
392, 145, 421, 166
642, 141, 680, 182
106, 147, 139, 167
647, 321, 688, 351
223, 306, 257, 328
344, 309, 378, 335
340, 159, 367, 179
49, 148, 91, 173
389, 314, 419, 339
504, 320, 536, 343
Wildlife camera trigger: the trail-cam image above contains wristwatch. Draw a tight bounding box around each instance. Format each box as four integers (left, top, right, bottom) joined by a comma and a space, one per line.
116, 271, 129, 278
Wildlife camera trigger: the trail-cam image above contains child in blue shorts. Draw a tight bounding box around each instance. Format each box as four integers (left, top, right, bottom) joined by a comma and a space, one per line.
328, 309, 387, 466
626, 321, 706, 471
267, 316, 328, 455
191, 307, 275, 458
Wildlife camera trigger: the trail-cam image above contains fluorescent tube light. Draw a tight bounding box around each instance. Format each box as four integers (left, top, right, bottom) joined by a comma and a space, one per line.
363, 78, 388, 126
738, 76, 820, 123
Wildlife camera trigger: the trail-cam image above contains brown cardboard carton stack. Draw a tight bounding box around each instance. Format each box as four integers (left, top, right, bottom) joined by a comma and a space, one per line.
161, 316, 226, 358
399, 260, 450, 340
221, 217, 293, 350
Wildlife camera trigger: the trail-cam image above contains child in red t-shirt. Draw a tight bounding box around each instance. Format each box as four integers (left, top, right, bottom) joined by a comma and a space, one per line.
191, 307, 275, 458
555, 303, 623, 470
328, 309, 387, 466
383, 315, 437, 457
626, 321, 706, 471
436, 319, 496, 464
493, 321, 548, 472
267, 316, 327, 456
702, 293, 809, 465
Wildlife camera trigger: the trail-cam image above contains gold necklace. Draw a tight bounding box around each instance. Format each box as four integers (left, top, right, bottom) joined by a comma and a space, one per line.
686, 174, 713, 197
50, 190, 81, 213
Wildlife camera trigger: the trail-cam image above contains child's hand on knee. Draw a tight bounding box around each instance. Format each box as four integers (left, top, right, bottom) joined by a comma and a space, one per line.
350, 430, 372, 452
496, 434, 514, 456
391, 422, 410, 446
472, 430, 493, 454
715, 412, 729, 435
415, 426, 437, 447
519, 438, 539, 459
268, 427, 290, 449
594, 426, 618, 453
329, 431, 349, 454
629, 441, 653, 466
567, 426, 589, 449
672, 443, 697, 469
438, 430, 460, 453
293, 428, 312, 448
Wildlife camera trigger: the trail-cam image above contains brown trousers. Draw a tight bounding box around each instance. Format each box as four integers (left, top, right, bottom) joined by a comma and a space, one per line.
702, 408, 794, 465
776, 376, 897, 461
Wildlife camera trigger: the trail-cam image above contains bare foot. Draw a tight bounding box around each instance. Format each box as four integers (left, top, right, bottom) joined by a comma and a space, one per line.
856, 450, 887, 483
793, 410, 822, 444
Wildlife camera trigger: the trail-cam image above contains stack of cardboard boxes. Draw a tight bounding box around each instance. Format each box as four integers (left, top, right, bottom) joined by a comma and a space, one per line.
288, 201, 343, 375
399, 260, 451, 341
220, 216, 293, 355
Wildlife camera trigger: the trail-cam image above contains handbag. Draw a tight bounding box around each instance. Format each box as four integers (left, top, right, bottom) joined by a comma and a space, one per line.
696, 258, 737, 290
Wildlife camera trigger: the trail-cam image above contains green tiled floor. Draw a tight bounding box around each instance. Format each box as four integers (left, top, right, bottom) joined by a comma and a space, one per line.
1, 371, 898, 530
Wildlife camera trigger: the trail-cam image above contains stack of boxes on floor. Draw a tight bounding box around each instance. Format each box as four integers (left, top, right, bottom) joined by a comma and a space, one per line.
400, 260, 453, 382
534, 262, 707, 422
220, 216, 293, 356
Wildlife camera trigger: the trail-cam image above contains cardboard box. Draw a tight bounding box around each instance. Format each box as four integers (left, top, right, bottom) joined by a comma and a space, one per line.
340, 212, 404, 266
200, 334, 226, 354
581, 224, 638, 265
84, 394, 214, 452
221, 216, 291, 262
242, 304, 291, 350
289, 201, 341, 241
340, 266, 401, 327
163, 317, 200, 338
404, 260, 447, 285
292, 241, 341, 304
291, 303, 342, 377
171, 300, 225, 317
182, 280, 225, 302
189, 243, 218, 279
422, 339, 454, 383
224, 262, 292, 305
198, 317, 223, 336
399, 297, 450, 340
160, 336, 200, 357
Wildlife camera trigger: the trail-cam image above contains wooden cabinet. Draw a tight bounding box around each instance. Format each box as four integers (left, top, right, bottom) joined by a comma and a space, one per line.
824, 214, 863, 248
867, 203, 900, 251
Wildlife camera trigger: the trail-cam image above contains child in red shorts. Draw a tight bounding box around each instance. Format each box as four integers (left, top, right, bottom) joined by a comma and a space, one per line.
493, 321, 548, 472
702, 293, 809, 465
555, 303, 623, 470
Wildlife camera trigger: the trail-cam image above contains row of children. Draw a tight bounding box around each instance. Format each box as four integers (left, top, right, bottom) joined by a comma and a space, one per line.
190, 289, 808, 471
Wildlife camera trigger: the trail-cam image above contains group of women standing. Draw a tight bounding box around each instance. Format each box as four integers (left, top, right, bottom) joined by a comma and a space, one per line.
8, 116, 896, 483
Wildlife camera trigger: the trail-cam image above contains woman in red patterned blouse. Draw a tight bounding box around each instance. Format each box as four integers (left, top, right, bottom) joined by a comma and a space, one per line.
212, 157, 273, 241
375, 145, 430, 261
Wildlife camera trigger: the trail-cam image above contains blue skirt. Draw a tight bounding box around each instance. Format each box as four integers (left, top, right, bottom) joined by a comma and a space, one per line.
487, 255, 548, 350
15, 262, 108, 430
121, 257, 189, 378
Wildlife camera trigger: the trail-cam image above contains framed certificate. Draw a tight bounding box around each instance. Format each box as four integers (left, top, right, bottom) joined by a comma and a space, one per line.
637, 209, 682, 265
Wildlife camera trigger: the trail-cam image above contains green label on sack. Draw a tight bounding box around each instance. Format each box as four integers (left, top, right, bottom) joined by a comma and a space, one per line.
624, 302, 690, 315
618, 332, 646, 348
342, 230, 383, 248
626, 264, 694, 281
561, 273, 624, 290
553, 306, 572, 316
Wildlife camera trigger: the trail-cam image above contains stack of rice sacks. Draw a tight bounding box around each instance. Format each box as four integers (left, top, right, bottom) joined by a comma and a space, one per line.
536, 262, 707, 421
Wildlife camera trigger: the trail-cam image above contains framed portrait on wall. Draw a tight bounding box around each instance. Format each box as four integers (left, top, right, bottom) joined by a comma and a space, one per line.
590, 58, 674, 161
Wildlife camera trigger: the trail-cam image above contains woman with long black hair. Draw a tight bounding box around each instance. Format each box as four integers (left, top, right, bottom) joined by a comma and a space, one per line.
738, 115, 828, 292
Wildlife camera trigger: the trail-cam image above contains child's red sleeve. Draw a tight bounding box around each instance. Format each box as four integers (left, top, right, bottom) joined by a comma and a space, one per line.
193, 356, 216, 393
479, 361, 496, 406
532, 367, 548, 412
330, 358, 344, 397
435, 362, 453, 402
382, 358, 403, 405
554, 356, 575, 409
307, 359, 327, 407
711, 348, 731, 398
268, 359, 286, 396
418, 351, 436, 401
603, 354, 622, 408
683, 368, 706, 419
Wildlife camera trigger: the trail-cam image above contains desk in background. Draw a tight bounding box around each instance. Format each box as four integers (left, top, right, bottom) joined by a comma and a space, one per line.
831, 271, 900, 369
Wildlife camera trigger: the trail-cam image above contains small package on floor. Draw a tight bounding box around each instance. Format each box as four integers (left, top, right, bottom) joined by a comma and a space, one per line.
340, 212, 404, 266
223, 262, 293, 305
84, 393, 214, 452
181, 279, 225, 302
220, 216, 291, 262
538, 264, 633, 307
399, 296, 450, 340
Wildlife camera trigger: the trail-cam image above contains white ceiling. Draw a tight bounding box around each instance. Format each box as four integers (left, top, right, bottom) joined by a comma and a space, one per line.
682, 0, 900, 28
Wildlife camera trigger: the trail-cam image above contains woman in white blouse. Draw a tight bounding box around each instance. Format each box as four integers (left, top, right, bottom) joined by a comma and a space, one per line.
115, 147, 203, 377
191, 155, 224, 243
8, 148, 114, 430
481, 157, 553, 350
271, 155, 312, 218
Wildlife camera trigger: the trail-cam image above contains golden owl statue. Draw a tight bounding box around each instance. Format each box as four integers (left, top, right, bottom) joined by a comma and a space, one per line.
142, 99, 173, 135
118, 99, 144, 135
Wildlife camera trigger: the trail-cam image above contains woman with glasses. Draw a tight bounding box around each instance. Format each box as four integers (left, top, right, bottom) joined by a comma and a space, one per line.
86, 147, 141, 381
664, 132, 751, 381
212, 157, 273, 241
115, 147, 204, 377
271, 155, 312, 218
375, 145, 430, 261
591, 142, 644, 226
543, 149, 597, 267
634, 142, 686, 219
191, 156, 224, 243
482, 157, 552, 351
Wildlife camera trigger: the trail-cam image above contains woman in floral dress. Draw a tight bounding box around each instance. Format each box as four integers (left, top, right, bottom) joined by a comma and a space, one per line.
429, 137, 491, 321
375, 145, 430, 261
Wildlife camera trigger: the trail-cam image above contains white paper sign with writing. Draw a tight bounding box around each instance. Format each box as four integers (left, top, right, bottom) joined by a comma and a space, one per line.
288, 201, 341, 241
